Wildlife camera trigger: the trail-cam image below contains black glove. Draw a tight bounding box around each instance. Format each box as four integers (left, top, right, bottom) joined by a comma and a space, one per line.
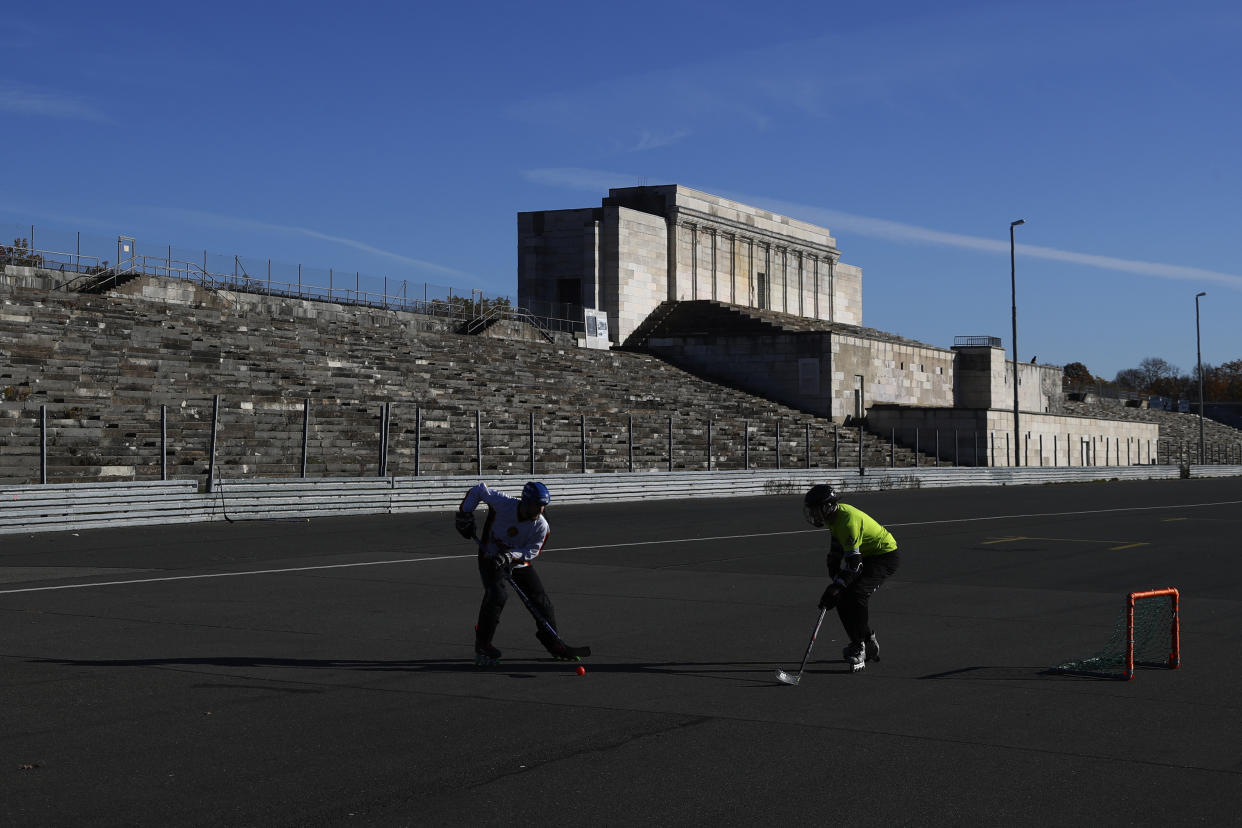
819, 583, 844, 611
454, 510, 476, 540
491, 552, 515, 575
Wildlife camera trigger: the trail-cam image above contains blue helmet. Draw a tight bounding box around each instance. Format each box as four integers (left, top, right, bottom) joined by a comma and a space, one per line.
521, 481, 551, 507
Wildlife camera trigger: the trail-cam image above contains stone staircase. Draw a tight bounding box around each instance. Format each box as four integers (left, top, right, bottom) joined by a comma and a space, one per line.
627, 299, 935, 346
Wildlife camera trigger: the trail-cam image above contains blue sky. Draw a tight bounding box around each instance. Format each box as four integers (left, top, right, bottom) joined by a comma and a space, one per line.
4, 0, 1240, 381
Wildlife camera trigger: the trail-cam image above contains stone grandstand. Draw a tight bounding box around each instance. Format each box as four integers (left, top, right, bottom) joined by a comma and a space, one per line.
1, 271, 943, 485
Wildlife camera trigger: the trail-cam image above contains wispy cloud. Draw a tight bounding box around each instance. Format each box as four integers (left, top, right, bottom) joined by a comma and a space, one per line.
523, 167, 1242, 290
0, 82, 109, 123
767, 200, 1242, 290
619, 129, 692, 153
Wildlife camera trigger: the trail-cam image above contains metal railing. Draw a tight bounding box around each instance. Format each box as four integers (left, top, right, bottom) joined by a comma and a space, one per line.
4, 231, 585, 335
953, 335, 1003, 348
7, 397, 1242, 487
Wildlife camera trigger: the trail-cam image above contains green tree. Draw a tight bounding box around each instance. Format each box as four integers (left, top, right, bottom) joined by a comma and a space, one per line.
0, 238, 44, 268
1063, 362, 1093, 384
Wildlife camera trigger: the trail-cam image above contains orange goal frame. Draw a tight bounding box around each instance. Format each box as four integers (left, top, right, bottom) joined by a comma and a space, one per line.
1125, 587, 1180, 681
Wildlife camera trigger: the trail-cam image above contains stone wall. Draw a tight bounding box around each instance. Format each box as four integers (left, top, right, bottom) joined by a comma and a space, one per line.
639, 300, 956, 421
519, 185, 861, 345
867, 405, 1161, 467
952, 344, 1063, 413
605, 206, 668, 344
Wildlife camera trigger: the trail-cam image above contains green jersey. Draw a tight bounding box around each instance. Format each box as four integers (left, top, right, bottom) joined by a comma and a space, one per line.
827, 503, 897, 557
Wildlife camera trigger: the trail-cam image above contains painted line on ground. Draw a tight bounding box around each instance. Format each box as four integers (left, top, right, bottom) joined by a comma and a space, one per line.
3, 498, 1238, 596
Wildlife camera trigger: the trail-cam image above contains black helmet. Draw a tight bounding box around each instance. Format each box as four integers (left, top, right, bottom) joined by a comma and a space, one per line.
803, 484, 840, 527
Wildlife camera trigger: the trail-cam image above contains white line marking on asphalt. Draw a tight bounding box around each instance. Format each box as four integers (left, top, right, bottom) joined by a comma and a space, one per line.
0, 555, 470, 595
3, 499, 1238, 596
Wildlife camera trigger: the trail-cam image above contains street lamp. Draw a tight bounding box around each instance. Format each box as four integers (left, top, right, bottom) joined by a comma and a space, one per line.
1196, 291, 1206, 464
1010, 219, 1025, 466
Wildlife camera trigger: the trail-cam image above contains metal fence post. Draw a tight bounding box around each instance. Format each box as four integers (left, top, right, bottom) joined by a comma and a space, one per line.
628, 415, 633, 473
414, 405, 421, 477
161, 405, 168, 481
40, 404, 47, 484
805, 422, 811, 468
581, 414, 587, 474
707, 419, 713, 471
744, 419, 750, 470
207, 394, 219, 493
378, 402, 389, 477
301, 398, 309, 477
476, 410, 482, 475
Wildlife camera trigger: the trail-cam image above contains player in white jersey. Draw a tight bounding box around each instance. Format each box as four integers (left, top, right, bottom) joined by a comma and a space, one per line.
455, 481, 586, 665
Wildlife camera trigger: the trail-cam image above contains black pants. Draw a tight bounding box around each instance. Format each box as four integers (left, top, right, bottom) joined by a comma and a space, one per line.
476, 553, 557, 646
828, 550, 900, 644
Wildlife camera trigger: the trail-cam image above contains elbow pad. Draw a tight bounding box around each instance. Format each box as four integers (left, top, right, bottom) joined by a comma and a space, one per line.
836, 553, 863, 585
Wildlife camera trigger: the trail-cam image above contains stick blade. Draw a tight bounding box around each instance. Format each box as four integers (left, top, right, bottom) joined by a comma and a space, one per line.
775, 668, 801, 686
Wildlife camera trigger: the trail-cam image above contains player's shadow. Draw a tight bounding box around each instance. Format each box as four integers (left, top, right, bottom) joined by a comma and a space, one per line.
918, 665, 1068, 680
32, 655, 849, 684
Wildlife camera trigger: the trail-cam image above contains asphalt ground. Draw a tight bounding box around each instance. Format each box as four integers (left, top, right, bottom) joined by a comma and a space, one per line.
2, 476, 1241, 827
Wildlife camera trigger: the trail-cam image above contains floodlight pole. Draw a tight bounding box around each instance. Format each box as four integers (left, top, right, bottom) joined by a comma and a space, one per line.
1010, 219, 1025, 466
1195, 291, 1206, 464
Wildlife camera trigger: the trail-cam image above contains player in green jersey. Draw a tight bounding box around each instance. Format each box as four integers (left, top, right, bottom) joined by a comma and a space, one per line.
803, 484, 901, 672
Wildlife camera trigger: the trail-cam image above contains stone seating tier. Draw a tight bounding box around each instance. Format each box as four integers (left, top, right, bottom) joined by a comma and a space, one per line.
0, 279, 938, 484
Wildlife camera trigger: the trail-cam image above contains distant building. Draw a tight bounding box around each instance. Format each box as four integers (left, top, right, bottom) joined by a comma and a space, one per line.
517, 185, 1156, 465
518, 184, 861, 345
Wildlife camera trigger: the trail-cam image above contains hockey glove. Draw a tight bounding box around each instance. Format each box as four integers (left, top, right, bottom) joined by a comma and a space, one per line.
840, 552, 863, 581
819, 583, 844, 610
454, 510, 476, 540
492, 552, 516, 575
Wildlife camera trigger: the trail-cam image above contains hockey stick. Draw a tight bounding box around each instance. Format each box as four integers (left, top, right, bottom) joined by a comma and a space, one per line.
501, 569, 589, 658
775, 607, 828, 686
472, 531, 590, 658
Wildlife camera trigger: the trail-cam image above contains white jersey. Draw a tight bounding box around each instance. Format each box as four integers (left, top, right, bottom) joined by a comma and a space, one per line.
459, 483, 549, 568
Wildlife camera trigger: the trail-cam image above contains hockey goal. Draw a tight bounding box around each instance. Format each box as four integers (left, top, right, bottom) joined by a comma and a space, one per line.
1051, 588, 1180, 680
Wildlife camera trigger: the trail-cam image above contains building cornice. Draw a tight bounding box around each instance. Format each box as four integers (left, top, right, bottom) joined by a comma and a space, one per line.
670, 206, 841, 260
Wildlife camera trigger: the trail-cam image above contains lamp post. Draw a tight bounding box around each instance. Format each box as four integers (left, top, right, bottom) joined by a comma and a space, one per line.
1195, 291, 1206, 464
1010, 219, 1025, 466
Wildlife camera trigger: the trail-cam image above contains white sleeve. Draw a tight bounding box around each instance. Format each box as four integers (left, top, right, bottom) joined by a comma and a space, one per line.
458, 482, 492, 513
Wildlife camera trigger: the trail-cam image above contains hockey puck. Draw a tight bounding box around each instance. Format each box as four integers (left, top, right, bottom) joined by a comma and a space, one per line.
575, 665, 586, 676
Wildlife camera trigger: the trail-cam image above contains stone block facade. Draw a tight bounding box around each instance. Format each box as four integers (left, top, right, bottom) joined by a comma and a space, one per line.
519, 185, 860, 344
953, 343, 1064, 414
867, 405, 1160, 467
639, 301, 956, 421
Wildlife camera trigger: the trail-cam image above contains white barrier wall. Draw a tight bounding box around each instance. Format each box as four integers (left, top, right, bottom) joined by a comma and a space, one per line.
4, 464, 1227, 535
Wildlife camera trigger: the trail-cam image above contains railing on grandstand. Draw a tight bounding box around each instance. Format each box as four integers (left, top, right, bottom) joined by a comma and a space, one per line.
3, 240, 584, 335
